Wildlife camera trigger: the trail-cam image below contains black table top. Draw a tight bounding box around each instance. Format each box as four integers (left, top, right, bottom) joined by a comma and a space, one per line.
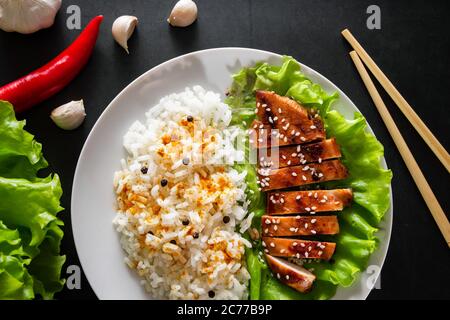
1, 0, 449, 300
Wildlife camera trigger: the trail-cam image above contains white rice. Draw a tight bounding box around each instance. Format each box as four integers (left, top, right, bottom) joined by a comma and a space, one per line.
113, 86, 252, 300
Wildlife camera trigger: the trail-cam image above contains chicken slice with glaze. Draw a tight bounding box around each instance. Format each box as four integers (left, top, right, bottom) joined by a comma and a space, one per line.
263, 237, 336, 260
261, 215, 339, 237
265, 254, 316, 293
258, 160, 349, 191
267, 188, 352, 215
252, 90, 326, 147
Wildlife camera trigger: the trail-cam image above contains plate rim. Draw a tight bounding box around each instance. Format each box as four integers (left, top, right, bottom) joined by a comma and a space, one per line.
71, 47, 393, 300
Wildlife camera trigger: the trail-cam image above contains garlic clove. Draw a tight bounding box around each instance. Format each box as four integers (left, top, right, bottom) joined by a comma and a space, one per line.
0, 0, 62, 34
50, 100, 86, 130
112, 15, 139, 54
167, 0, 198, 27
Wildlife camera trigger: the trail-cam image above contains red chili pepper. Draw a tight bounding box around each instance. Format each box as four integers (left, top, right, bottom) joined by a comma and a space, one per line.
0, 15, 104, 113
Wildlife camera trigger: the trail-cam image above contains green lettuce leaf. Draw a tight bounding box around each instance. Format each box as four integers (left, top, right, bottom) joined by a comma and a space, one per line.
0, 101, 65, 300
245, 248, 265, 300
324, 111, 392, 223
0, 104, 47, 180
227, 57, 392, 300
0, 253, 35, 300
28, 221, 66, 300
0, 175, 63, 247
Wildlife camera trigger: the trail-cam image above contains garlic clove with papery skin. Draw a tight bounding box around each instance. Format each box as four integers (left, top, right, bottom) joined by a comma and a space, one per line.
50, 100, 86, 130
0, 0, 62, 34
112, 15, 139, 54
167, 0, 198, 27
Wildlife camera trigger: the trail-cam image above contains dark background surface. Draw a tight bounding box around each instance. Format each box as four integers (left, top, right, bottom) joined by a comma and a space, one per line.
1, 0, 449, 300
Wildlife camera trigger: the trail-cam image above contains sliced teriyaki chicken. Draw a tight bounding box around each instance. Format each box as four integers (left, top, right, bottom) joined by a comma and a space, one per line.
262, 237, 336, 260
249, 120, 294, 148
265, 254, 316, 293
267, 188, 353, 215
261, 215, 339, 237
251, 91, 326, 147
257, 138, 342, 169
258, 160, 349, 191
255, 90, 311, 124
249, 120, 288, 148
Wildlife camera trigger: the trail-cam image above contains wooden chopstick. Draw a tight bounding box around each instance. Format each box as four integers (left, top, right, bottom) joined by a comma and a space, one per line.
342, 29, 450, 174
349, 51, 450, 248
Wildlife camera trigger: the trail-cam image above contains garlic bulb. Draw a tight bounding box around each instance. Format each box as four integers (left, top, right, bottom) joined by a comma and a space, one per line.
112, 15, 139, 54
0, 0, 62, 34
50, 100, 86, 130
167, 0, 198, 27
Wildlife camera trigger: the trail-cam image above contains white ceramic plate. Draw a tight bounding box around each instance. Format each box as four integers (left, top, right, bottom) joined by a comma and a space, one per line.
72, 48, 392, 300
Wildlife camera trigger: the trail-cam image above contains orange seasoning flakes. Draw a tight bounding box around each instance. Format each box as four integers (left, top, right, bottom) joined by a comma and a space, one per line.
157, 148, 165, 157
217, 176, 231, 190
200, 177, 214, 193
175, 182, 186, 198
161, 134, 171, 145
210, 240, 227, 252
199, 174, 231, 195
138, 234, 146, 248
216, 166, 225, 173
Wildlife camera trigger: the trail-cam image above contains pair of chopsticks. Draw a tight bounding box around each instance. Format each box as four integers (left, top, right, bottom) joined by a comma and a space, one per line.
341, 29, 450, 248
